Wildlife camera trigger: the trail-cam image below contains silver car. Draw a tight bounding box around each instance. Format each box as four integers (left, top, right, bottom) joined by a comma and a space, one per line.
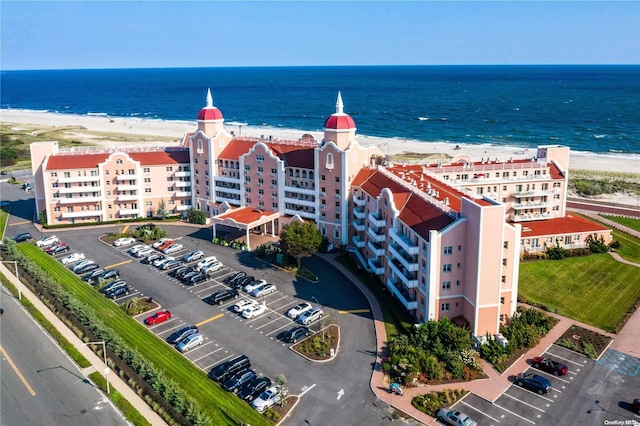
176, 333, 204, 352
297, 308, 324, 325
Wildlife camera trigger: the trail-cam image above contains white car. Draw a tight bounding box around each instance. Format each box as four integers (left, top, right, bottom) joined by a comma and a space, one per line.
196, 256, 218, 271
61, 252, 86, 265
133, 247, 155, 258
152, 238, 173, 249
153, 256, 174, 268
252, 386, 280, 412
113, 237, 136, 247
286, 302, 313, 319
128, 244, 148, 254
36, 235, 59, 248
202, 261, 223, 275
176, 333, 204, 352
297, 308, 324, 325
233, 299, 258, 313
251, 283, 277, 298
242, 302, 267, 319
163, 243, 184, 254
243, 279, 266, 294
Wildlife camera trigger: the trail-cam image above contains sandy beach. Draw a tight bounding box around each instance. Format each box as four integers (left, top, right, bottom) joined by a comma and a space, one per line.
2, 108, 639, 174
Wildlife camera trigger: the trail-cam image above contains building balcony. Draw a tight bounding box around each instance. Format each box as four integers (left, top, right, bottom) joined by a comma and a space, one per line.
367, 258, 385, 275
175, 181, 190, 188
352, 235, 365, 248
514, 189, 557, 197
174, 191, 192, 197
174, 171, 191, 178
389, 228, 420, 255
388, 261, 419, 288
57, 186, 101, 194
216, 195, 241, 205
57, 175, 101, 184
117, 194, 140, 201
366, 227, 386, 243
118, 208, 141, 216
176, 205, 192, 211
58, 196, 102, 204
215, 175, 241, 184
386, 277, 418, 310
284, 197, 316, 208
216, 187, 241, 195
368, 212, 386, 228
117, 184, 139, 191
284, 185, 315, 196
283, 208, 316, 220
116, 174, 138, 182
512, 212, 553, 222
513, 201, 552, 209
389, 244, 419, 272
353, 196, 366, 207
62, 210, 104, 219
353, 207, 366, 220
367, 240, 386, 257
353, 220, 366, 232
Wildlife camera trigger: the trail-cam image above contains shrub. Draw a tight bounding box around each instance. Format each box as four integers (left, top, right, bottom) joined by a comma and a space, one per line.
187, 209, 206, 225
583, 342, 598, 359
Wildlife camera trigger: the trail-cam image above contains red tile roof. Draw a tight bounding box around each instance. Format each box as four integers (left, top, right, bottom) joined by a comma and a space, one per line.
519, 214, 610, 237
218, 139, 315, 169
45, 149, 190, 170
218, 140, 254, 160
215, 207, 279, 225
129, 150, 190, 165
46, 153, 110, 170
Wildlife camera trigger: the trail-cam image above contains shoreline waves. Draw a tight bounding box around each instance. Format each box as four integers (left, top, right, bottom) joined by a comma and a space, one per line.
2, 108, 639, 174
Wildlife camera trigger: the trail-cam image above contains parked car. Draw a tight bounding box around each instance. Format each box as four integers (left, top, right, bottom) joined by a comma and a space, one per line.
171, 266, 191, 277
286, 302, 313, 319
208, 355, 251, 383
202, 261, 224, 275
176, 333, 204, 352
105, 285, 129, 299
13, 232, 32, 243
182, 250, 204, 262
22, 182, 33, 191
238, 377, 272, 403
251, 283, 277, 298
284, 326, 310, 343
223, 368, 257, 393
144, 310, 172, 325
531, 356, 568, 376
242, 302, 267, 319
133, 248, 155, 258
515, 373, 552, 394
234, 299, 258, 313
82, 268, 107, 282
152, 238, 173, 249
161, 259, 182, 270
166, 326, 199, 345
196, 256, 218, 271
156, 240, 175, 252
162, 243, 184, 255
61, 252, 86, 265
36, 235, 59, 248
180, 271, 199, 283
174, 267, 195, 279
436, 409, 478, 426
204, 289, 239, 305
113, 237, 136, 247
101, 269, 120, 281
297, 308, 324, 325
224, 271, 245, 284
71, 260, 95, 272
46, 243, 70, 255
128, 244, 149, 255
100, 280, 127, 294
235, 275, 255, 288
243, 279, 266, 294
153, 256, 174, 268
76, 263, 100, 274
141, 253, 162, 264
632, 399, 640, 414
187, 273, 207, 285
252, 386, 280, 413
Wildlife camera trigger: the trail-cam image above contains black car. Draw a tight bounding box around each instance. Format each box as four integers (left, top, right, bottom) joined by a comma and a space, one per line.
208, 355, 251, 383
284, 326, 310, 343
171, 266, 191, 277
13, 232, 32, 243
224, 271, 246, 284
49, 244, 70, 255
166, 325, 199, 345
238, 377, 272, 402
235, 275, 255, 288
76, 263, 100, 274
223, 368, 257, 393
204, 289, 239, 305
187, 273, 207, 285
105, 285, 129, 299
100, 280, 127, 294
180, 271, 199, 283
515, 373, 552, 395
101, 269, 120, 281
82, 268, 107, 282
176, 267, 195, 279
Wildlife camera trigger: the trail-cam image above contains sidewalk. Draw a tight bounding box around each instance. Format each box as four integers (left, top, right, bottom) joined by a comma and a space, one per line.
0, 263, 167, 426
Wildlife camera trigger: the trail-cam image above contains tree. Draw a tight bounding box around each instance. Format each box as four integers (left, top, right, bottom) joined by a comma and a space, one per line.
274, 374, 288, 406
187, 208, 206, 225
279, 221, 322, 269
156, 199, 168, 220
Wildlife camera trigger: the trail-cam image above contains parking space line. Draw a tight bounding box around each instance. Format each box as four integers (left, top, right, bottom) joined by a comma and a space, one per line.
194, 283, 223, 295
183, 341, 215, 355
548, 347, 588, 366
507, 389, 553, 405
204, 353, 234, 371
114, 290, 140, 301
192, 346, 224, 363
265, 322, 294, 337
338, 309, 370, 314
196, 313, 224, 327
458, 400, 501, 423
105, 259, 132, 269
264, 294, 289, 305
255, 316, 288, 331
531, 370, 570, 383
493, 403, 536, 424
156, 323, 187, 335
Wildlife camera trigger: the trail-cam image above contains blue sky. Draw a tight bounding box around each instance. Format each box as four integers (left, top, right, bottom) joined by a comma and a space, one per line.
2, 1, 639, 70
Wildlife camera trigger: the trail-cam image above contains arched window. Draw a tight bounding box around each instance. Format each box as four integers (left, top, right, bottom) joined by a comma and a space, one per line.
353, 151, 358, 163
288, 169, 293, 177
224, 160, 229, 168
326, 153, 334, 170
309, 171, 314, 180
295, 169, 300, 178
197, 139, 203, 153
302, 171, 307, 179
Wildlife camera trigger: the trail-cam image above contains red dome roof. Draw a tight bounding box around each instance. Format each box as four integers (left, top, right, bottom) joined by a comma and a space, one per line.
324, 114, 356, 130
197, 107, 223, 121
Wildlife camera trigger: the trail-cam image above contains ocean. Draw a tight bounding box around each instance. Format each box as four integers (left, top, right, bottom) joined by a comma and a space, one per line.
2, 65, 639, 155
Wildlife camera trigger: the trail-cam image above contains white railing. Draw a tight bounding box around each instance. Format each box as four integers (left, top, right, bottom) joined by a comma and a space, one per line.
389, 228, 419, 255
57, 175, 101, 184
175, 171, 191, 178
353, 220, 366, 232
118, 208, 141, 216
284, 185, 316, 196
176, 205, 191, 211
62, 210, 104, 219
284, 197, 316, 208
353, 208, 366, 220
58, 196, 102, 204
389, 244, 419, 272
283, 209, 316, 220
116, 174, 138, 182
353, 197, 366, 207
367, 212, 386, 228
175, 181, 190, 188
367, 258, 385, 275
352, 235, 365, 248
117, 195, 140, 201
367, 240, 385, 257
386, 278, 418, 310
388, 262, 419, 288
117, 184, 139, 191
366, 227, 386, 243
215, 175, 241, 184
58, 186, 101, 194
174, 191, 192, 197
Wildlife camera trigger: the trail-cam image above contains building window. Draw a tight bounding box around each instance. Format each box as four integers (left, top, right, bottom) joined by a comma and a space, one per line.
334, 176, 340, 183
500, 297, 505, 304
321, 175, 326, 181
128, 169, 135, 175
144, 178, 150, 183
503, 241, 509, 249
64, 172, 70, 178
167, 176, 174, 181
145, 188, 151, 193
166, 166, 173, 171
116, 159, 122, 165
442, 281, 451, 290
334, 228, 340, 239
444, 246, 453, 255
335, 213, 340, 220
245, 165, 251, 172
502, 258, 507, 266
326, 153, 334, 170
167, 187, 174, 191
321, 227, 327, 236
443, 264, 451, 272
143, 167, 150, 173
271, 168, 277, 175
52, 182, 58, 188
501, 275, 506, 283
335, 201, 340, 207
457, 263, 461, 269
441, 303, 450, 312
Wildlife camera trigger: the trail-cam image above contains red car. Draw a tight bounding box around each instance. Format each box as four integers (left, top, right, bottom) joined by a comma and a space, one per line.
532, 356, 568, 376
144, 310, 172, 325
632, 399, 640, 414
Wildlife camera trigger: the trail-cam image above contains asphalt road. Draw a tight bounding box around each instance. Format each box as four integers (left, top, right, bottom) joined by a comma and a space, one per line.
0, 288, 126, 426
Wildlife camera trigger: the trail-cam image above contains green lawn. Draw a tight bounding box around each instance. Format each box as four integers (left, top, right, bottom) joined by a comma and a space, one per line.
519, 253, 640, 332
612, 230, 640, 264
604, 215, 640, 233
0, 206, 9, 241
17, 244, 270, 426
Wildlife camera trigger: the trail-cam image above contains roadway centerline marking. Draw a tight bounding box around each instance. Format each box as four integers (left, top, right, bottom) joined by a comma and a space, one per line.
338, 309, 370, 314
0, 345, 37, 396
105, 259, 132, 269
9, 221, 31, 226
196, 313, 224, 327
122, 225, 130, 233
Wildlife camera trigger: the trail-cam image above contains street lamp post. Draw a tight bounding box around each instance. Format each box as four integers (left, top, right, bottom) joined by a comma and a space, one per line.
1, 260, 21, 300
84, 341, 109, 394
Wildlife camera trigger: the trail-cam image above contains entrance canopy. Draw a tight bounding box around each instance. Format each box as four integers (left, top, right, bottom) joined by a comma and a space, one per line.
211, 207, 280, 250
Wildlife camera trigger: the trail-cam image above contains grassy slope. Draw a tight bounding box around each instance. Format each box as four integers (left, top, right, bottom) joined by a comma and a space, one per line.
519, 253, 640, 332
612, 230, 640, 264
1, 206, 9, 240
604, 215, 640, 233
18, 244, 270, 426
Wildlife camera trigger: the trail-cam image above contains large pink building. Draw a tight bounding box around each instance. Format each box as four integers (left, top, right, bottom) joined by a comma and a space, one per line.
30, 90, 611, 337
